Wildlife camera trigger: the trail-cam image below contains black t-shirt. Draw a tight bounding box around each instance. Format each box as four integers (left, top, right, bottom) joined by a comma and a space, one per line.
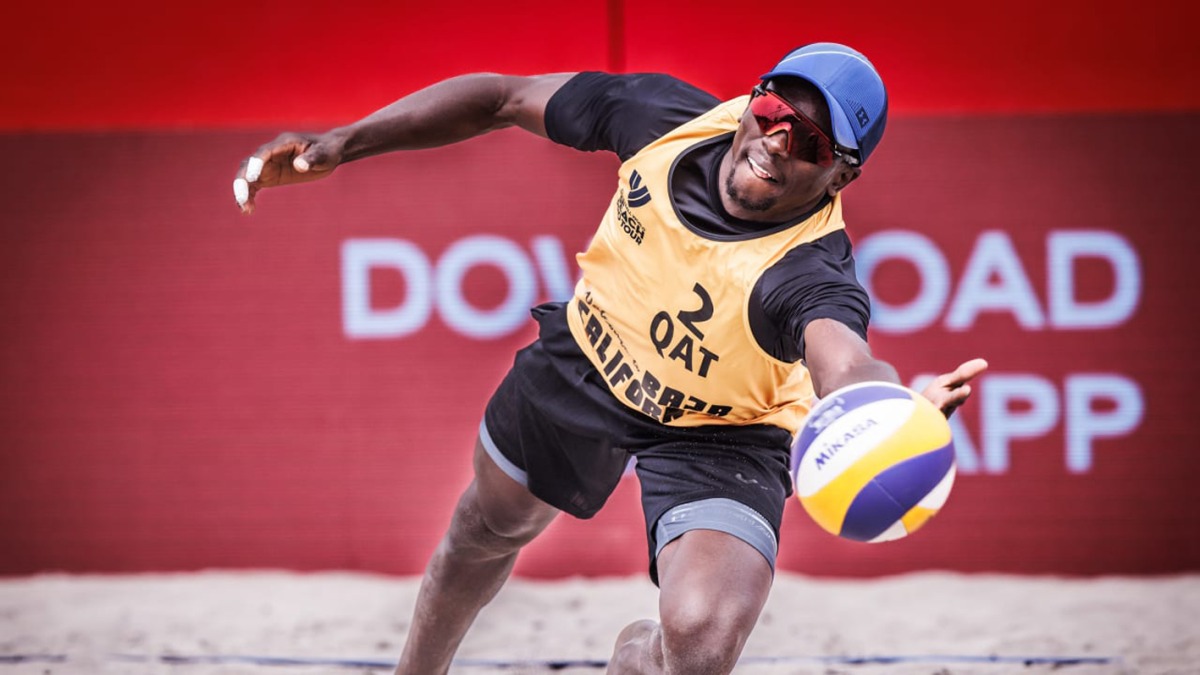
544, 72, 870, 363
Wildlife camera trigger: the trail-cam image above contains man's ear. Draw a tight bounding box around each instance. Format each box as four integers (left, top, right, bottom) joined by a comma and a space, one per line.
827, 164, 862, 196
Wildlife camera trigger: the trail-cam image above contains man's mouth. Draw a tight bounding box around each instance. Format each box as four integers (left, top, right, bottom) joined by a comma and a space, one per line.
748, 156, 776, 183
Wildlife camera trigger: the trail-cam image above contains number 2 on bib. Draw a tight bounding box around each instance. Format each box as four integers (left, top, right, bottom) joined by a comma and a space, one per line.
649, 283, 721, 378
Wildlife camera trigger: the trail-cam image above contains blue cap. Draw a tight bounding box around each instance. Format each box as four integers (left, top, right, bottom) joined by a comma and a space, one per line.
762, 43, 888, 164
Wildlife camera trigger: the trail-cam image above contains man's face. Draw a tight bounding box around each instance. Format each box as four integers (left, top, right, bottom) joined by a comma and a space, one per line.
720, 77, 860, 222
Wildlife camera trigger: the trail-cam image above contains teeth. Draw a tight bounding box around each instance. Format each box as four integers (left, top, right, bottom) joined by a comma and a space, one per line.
748, 157, 773, 180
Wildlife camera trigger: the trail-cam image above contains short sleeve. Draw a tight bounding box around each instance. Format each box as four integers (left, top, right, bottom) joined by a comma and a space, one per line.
544, 72, 720, 161
748, 230, 871, 363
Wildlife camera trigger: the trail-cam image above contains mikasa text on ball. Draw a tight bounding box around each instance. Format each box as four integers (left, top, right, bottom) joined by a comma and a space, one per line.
792, 382, 956, 543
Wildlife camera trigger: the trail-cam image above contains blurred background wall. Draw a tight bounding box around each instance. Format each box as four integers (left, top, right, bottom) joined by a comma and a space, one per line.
2, 0, 1198, 577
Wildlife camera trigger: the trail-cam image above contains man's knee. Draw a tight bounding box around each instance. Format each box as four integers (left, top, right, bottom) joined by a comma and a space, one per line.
653, 530, 773, 674
445, 484, 548, 557
658, 586, 752, 673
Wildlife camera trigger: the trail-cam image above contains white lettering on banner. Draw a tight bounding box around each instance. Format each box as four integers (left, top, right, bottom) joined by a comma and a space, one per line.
341, 236, 575, 340
342, 239, 433, 338
857, 229, 1142, 333
435, 236, 536, 339
908, 372, 1144, 474
531, 236, 575, 301
345, 229, 1140, 339
1064, 374, 1144, 473
945, 231, 1045, 330
1048, 231, 1141, 328
979, 373, 1061, 473
852, 231, 950, 333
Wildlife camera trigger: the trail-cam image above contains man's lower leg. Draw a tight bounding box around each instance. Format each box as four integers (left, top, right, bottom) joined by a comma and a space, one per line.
394, 502, 522, 674
394, 441, 558, 675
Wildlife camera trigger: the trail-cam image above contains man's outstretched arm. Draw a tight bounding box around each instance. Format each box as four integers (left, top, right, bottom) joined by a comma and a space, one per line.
802, 318, 987, 417
233, 73, 576, 213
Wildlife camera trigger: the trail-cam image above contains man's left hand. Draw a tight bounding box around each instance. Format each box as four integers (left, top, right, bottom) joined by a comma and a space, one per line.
921, 358, 989, 418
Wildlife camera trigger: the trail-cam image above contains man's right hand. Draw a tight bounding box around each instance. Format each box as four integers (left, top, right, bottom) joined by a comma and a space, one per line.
233, 132, 345, 214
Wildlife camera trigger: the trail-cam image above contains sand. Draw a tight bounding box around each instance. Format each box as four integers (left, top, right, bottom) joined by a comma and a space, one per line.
1, 571, 1197, 675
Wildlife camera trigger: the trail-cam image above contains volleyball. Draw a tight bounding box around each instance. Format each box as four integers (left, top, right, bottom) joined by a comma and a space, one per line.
791, 381, 956, 543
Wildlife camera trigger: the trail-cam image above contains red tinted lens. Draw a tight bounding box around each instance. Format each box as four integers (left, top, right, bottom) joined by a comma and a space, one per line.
748, 90, 836, 166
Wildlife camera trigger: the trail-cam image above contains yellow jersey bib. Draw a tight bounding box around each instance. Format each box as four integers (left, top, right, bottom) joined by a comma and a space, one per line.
566, 96, 848, 434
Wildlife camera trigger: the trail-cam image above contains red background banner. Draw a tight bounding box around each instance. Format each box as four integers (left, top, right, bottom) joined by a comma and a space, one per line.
2, 1, 1198, 578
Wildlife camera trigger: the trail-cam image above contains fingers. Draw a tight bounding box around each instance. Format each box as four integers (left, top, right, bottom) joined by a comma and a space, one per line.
233, 176, 250, 210
233, 134, 340, 213
233, 153, 256, 213
935, 357, 989, 389
940, 383, 972, 419
232, 154, 269, 213
293, 143, 338, 174
245, 156, 265, 182
922, 357, 988, 419
233, 148, 270, 213
954, 357, 990, 382
233, 139, 302, 213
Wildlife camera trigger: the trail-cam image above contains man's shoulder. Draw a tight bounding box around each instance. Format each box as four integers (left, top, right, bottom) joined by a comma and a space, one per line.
546, 73, 721, 159
767, 229, 860, 285
561, 72, 717, 106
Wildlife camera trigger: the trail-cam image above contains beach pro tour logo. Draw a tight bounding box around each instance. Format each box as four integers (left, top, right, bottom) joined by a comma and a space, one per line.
628, 170, 652, 207
613, 169, 650, 245
616, 195, 645, 245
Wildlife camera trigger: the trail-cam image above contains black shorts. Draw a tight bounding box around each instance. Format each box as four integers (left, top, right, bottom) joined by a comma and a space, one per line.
481, 302, 794, 583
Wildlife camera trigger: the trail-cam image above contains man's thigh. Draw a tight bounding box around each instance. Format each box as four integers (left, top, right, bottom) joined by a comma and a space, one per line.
633, 428, 792, 584
468, 435, 560, 540
480, 335, 633, 520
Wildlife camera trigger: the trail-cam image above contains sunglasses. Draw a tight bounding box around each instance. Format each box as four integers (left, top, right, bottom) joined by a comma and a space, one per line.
748, 84, 859, 167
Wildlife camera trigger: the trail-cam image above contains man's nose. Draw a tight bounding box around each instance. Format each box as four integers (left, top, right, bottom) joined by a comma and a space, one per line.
762, 120, 792, 157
